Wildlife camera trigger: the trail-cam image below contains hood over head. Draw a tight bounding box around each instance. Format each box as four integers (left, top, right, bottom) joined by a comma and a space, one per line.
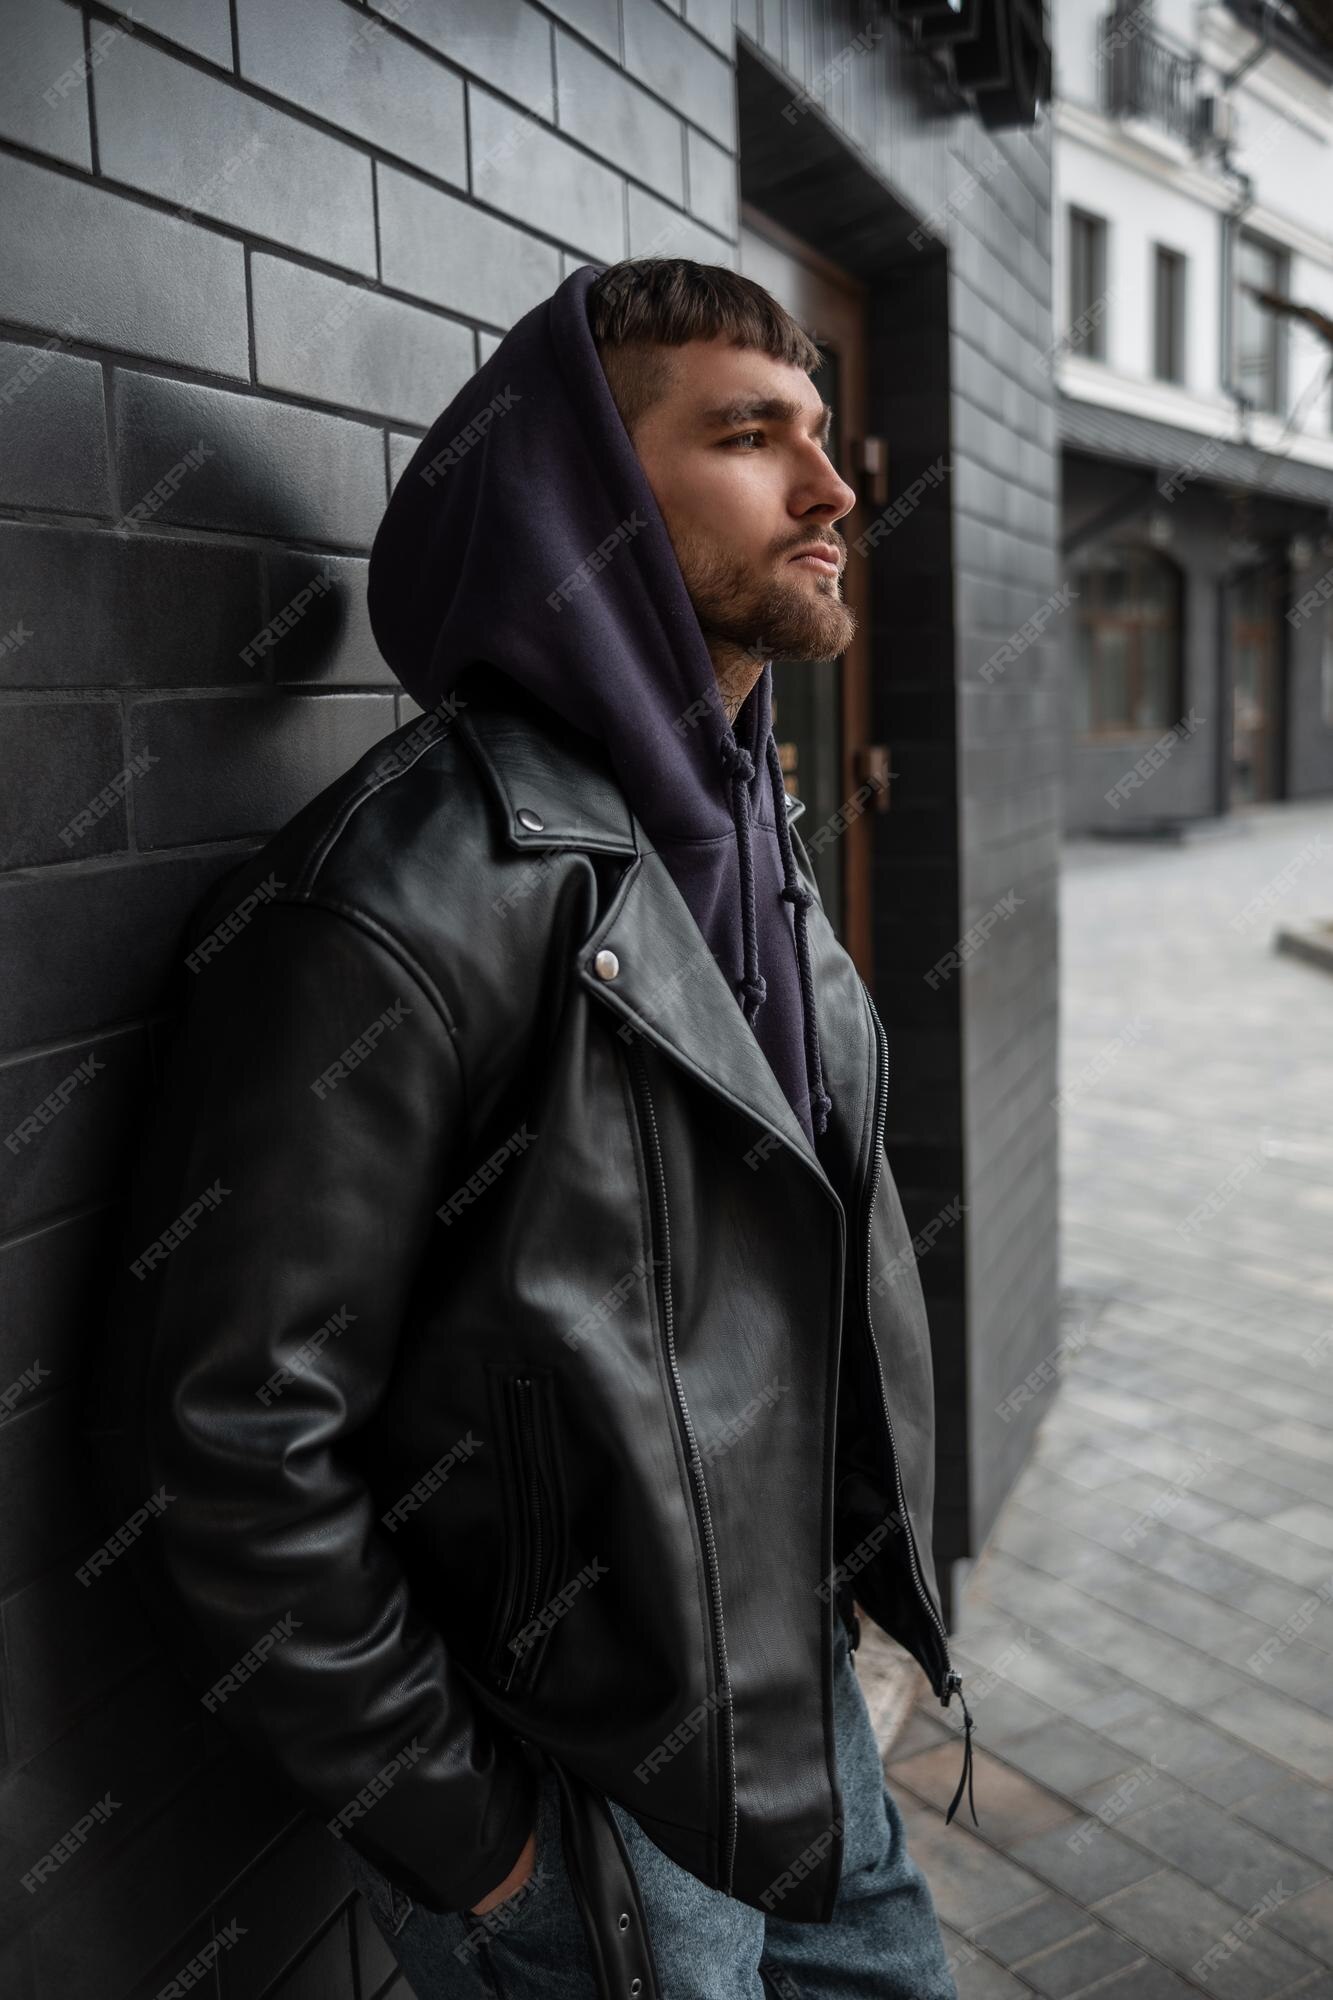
367, 261, 832, 1147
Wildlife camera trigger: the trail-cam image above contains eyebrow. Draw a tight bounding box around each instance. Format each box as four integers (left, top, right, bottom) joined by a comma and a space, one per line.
699, 394, 834, 444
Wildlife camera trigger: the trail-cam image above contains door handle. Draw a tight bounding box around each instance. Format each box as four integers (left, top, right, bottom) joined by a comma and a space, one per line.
852, 743, 895, 811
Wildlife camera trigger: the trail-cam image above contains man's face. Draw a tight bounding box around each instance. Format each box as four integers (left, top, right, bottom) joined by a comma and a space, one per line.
630, 336, 859, 668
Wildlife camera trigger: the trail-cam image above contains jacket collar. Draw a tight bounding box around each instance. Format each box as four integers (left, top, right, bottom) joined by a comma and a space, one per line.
455, 673, 862, 1219
454, 671, 642, 858
454, 665, 805, 854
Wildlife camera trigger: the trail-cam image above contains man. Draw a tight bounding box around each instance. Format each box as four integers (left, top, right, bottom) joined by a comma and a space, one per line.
88, 259, 972, 1998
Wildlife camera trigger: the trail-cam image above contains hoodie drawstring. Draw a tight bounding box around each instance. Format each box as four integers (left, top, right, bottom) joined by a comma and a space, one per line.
716, 726, 833, 1140
717, 735, 767, 1022
767, 732, 833, 1139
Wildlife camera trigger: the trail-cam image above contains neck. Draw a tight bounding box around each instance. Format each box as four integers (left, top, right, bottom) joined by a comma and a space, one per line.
710, 642, 769, 730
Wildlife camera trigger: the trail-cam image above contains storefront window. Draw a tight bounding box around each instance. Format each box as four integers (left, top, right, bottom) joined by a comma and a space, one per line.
1230, 565, 1281, 805
1071, 546, 1184, 737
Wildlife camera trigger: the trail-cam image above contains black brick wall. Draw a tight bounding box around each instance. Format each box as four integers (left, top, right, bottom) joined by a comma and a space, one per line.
736, 12, 1058, 1617
1, 2, 1057, 1993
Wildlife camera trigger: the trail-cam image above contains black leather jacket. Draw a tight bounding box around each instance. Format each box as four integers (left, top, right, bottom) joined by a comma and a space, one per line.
89, 664, 972, 1997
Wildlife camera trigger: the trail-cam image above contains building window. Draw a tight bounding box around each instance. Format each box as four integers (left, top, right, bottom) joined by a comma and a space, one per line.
1068, 208, 1109, 361
1153, 245, 1186, 384
1234, 230, 1288, 415
1072, 545, 1184, 737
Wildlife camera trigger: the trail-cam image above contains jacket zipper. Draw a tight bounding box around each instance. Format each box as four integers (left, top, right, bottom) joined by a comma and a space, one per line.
623, 1029, 738, 1885
495, 1374, 552, 1694
859, 987, 963, 1714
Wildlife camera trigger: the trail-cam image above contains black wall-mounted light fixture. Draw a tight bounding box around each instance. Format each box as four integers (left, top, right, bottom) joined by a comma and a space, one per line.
886, 0, 1052, 128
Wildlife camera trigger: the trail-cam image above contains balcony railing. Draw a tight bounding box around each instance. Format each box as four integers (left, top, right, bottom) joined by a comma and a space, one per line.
1098, 8, 1200, 146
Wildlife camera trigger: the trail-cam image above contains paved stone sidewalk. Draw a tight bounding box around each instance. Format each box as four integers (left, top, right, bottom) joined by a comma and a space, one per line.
882, 800, 1333, 1998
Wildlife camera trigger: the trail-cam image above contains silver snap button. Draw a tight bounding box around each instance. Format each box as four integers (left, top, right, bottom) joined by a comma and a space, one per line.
618, 1910, 631, 1930
516, 807, 544, 831
629, 1982, 642, 1996
593, 949, 620, 981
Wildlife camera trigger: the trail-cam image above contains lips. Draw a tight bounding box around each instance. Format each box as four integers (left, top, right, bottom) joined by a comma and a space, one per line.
787, 546, 840, 575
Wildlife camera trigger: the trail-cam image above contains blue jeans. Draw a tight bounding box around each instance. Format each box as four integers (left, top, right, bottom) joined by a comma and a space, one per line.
335, 1613, 959, 1998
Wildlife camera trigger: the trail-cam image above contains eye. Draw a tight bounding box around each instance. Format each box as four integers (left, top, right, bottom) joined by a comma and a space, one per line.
721, 430, 765, 449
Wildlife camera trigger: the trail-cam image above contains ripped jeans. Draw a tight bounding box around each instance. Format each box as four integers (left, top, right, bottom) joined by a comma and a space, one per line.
334, 1610, 959, 1998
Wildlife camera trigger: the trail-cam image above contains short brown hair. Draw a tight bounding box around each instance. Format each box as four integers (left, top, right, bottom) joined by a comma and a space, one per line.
587, 257, 822, 438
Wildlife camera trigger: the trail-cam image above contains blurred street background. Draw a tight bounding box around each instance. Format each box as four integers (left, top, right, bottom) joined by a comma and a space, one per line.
887, 800, 1333, 1996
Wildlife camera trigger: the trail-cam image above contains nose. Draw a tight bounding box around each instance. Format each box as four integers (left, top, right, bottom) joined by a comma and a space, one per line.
797, 444, 856, 525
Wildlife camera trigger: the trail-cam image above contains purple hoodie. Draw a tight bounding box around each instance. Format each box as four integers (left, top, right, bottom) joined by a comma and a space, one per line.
366, 262, 831, 1148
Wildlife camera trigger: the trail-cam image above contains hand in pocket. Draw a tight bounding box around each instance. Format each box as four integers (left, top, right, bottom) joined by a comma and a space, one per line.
469, 1819, 538, 1916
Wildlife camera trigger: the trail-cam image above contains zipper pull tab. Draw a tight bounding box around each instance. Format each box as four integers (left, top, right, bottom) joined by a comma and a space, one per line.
940, 1672, 979, 1828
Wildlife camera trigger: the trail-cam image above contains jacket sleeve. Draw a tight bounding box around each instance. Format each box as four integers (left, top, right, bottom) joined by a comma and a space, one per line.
99, 892, 536, 1914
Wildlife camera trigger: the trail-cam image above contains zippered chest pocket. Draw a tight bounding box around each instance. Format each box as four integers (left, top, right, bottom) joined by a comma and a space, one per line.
485, 1366, 567, 1695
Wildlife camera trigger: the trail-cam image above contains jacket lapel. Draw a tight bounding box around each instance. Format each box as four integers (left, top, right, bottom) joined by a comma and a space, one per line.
457, 685, 874, 1221
578, 847, 832, 1184
798, 883, 879, 1227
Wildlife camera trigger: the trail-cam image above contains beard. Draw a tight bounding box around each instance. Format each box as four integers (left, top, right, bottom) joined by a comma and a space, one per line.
673, 525, 857, 666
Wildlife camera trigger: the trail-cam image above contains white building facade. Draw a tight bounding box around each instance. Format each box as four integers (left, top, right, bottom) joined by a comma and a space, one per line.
1052, 0, 1333, 829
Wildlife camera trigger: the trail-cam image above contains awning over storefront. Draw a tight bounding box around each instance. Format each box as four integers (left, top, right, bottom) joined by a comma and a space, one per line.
1058, 392, 1333, 511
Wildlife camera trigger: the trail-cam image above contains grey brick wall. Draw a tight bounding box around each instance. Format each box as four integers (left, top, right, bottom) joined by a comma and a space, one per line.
1, 1, 1057, 1992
